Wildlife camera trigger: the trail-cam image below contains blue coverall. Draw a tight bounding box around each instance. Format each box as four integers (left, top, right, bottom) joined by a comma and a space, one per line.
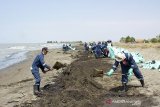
31, 53, 50, 86
95, 44, 103, 58
112, 53, 143, 83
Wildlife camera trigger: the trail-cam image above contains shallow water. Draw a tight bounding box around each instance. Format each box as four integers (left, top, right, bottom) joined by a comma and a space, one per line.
0, 43, 63, 70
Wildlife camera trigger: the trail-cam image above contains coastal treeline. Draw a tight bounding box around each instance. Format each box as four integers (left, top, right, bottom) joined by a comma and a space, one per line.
120, 35, 160, 43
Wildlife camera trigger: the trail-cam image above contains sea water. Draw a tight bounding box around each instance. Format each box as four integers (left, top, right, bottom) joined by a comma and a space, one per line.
0, 43, 63, 70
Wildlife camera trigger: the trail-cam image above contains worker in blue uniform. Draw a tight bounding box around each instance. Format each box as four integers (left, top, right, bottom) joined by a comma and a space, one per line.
106, 52, 144, 92
31, 47, 52, 95
84, 42, 89, 52
94, 42, 103, 58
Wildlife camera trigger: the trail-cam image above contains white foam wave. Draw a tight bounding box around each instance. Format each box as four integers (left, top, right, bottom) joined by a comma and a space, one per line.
41, 43, 62, 49
0, 51, 28, 70
8, 46, 26, 50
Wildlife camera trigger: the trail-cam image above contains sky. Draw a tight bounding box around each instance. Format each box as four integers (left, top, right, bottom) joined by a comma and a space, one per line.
0, 0, 160, 43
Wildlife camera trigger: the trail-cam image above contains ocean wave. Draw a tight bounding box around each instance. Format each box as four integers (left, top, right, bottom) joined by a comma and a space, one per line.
8, 46, 26, 50
0, 51, 28, 70
41, 43, 63, 49
0, 43, 63, 70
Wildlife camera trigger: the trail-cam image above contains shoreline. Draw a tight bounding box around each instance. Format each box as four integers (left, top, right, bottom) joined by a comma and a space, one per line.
0, 51, 29, 72
0, 48, 77, 107
0, 52, 32, 85
0, 51, 28, 71
0, 42, 65, 71
0, 50, 41, 85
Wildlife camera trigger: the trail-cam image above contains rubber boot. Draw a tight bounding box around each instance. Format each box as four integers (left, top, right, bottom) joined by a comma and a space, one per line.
122, 83, 127, 92
33, 85, 41, 95
140, 80, 144, 87
37, 85, 42, 93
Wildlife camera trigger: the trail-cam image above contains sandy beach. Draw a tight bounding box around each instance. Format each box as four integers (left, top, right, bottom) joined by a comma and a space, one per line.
1, 0, 160, 106
0, 48, 77, 107
0, 43, 160, 107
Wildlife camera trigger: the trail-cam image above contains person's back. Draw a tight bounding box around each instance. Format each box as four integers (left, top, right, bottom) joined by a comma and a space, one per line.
32, 53, 44, 69
94, 43, 103, 58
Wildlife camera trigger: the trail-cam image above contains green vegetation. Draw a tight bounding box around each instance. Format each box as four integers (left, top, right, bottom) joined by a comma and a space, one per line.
144, 39, 149, 43
120, 36, 135, 43
120, 35, 160, 43
150, 35, 160, 43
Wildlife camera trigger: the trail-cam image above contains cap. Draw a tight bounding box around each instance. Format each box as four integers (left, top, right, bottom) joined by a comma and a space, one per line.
115, 52, 126, 62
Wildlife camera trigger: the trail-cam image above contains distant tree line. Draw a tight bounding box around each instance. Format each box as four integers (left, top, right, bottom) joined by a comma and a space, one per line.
47, 41, 58, 43
120, 36, 135, 43
148, 35, 160, 43
120, 35, 160, 43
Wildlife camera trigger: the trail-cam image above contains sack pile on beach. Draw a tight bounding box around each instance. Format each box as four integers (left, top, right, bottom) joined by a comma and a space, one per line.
131, 52, 145, 64
107, 46, 160, 71
107, 46, 145, 63
141, 60, 160, 71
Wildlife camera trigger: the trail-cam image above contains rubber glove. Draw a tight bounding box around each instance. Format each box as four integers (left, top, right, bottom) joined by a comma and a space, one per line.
107, 69, 114, 76
128, 68, 133, 79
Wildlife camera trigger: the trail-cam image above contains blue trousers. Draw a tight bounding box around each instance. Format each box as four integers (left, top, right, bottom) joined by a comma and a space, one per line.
121, 68, 143, 83
31, 69, 41, 86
